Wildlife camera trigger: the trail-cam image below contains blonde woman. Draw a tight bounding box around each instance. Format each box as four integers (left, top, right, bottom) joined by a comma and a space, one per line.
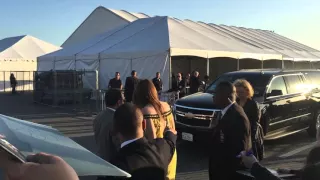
234, 79, 263, 160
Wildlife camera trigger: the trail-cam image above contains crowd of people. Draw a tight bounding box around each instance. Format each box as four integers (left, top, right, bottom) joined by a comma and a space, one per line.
107, 70, 210, 101
0, 70, 320, 180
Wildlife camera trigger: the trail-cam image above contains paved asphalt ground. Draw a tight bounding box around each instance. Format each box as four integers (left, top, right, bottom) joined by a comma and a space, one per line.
0, 92, 317, 179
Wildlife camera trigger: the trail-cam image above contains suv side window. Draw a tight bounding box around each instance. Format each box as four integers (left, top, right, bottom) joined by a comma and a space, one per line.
284, 75, 304, 94
267, 76, 287, 97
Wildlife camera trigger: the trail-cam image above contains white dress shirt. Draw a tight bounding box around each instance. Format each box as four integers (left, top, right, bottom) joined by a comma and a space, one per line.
221, 103, 234, 119
120, 138, 140, 148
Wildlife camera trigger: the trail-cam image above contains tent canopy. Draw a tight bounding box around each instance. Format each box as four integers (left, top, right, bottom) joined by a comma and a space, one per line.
40, 16, 281, 62
0, 35, 61, 61
60, 6, 320, 61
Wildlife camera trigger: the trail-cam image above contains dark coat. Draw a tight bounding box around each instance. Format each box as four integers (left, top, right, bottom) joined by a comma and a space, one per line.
109, 131, 177, 180
209, 104, 251, 180
189, 76, 201, 94
171, 79, 186, 98
124, 76, 139, 102
152, 77, 163, 92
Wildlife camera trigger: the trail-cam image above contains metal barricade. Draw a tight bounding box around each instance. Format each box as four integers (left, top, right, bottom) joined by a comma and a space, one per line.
160, 92, 179, 106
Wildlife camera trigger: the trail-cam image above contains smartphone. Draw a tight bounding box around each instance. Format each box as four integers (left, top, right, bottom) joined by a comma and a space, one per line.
0, 138, 26, 163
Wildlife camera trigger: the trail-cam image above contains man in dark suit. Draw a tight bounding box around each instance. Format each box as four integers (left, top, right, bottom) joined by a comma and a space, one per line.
124, 70, 139, 102
152, 72, 163, 95
189, 71, 201, 94
108, 72, 122, 90
171, 73, 186, 98
93, 89, 124, 161
110, 103, 177, 180
209, 81, 251, 180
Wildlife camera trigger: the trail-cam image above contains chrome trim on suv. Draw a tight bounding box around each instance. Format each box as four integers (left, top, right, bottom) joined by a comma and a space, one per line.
174, 104, 219, 112
174, 104, 221, 129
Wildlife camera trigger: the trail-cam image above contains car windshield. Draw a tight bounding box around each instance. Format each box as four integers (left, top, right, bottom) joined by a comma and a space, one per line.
205, 73, 272, 97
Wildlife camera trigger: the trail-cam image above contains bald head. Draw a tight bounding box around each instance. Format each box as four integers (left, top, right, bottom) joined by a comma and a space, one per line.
113, 103, 144, 139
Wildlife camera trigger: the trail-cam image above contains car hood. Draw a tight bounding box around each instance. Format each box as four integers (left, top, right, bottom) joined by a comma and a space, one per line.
175, 92, 218, 109
0, 114, 130, 178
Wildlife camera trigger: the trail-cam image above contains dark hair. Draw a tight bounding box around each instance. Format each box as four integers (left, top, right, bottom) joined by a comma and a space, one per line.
156, 72, 160, 75
216, 81, 235, 101
133, 79, 164, 122
113, 103, 143, 138
115, 72, 120, 75
105, 89, 122, 106
131, 70, 136, 76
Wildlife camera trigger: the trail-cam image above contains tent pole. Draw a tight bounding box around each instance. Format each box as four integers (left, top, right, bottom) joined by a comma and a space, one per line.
74, 55, 77, 70
261, 60, 264, 69
206, 56, 210, 76
282, 60, 284, 69
53, 56, 56, 70
98, 53, 101, 90
169, 50, 172, 89
310, 61, 312, 69
293, 61, 295, 69
237, 58, 240, 70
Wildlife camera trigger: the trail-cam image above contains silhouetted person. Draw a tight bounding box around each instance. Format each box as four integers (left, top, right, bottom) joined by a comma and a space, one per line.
109, 103, 177, 180
108, 72, 122, 90
124, 71, 139, 102
152, 72, 163, 95
209, 81, 251, 180
189, 71, 201, 94
10, 73, 17, 94
93, 89, 124, 161
171, 73, 186, 98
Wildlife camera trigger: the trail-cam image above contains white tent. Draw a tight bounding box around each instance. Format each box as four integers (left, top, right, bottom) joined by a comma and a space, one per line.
39, 17, 282, 91
0, 35, 61, 62
61, 7, 149, 48
0, 35, 61, 92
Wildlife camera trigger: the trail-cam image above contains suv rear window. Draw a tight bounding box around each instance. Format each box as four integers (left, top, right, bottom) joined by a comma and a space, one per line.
205, 73, 272, 97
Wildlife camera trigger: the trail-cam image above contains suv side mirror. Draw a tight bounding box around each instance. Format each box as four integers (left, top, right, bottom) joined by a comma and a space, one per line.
268, 90, 283, 97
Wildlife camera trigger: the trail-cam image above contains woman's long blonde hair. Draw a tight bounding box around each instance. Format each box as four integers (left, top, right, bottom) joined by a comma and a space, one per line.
133, 79, 164, 120
233, 79, 255, 98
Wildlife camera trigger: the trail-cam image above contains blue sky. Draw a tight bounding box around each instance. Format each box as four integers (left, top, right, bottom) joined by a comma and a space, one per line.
1, 0, 319, 50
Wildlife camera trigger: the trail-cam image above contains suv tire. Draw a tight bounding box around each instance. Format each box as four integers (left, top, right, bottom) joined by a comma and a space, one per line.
307, 111, 320, 137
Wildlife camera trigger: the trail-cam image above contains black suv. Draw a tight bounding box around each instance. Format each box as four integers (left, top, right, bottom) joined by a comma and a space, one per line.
174, 69, 320, 143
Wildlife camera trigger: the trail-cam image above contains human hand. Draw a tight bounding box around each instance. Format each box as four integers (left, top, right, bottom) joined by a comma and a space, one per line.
2, 152, 78, 180
240, 151, 258, 169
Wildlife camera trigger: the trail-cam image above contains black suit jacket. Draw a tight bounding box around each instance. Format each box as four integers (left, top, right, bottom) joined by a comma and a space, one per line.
171, 79, 186, 97
152, 77, 163, 92
110, 131, 177, 180
209, 104, 251, 180
240, 98, 260, 138
124, 76, 139, 102
189, 76, 201, 94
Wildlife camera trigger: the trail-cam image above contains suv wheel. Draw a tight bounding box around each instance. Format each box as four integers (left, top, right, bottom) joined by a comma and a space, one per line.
307, 111, 320, 137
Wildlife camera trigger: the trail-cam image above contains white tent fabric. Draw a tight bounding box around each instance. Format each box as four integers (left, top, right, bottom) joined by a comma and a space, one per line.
61, 7, 149, 48
39, 17, 282, 90
0, 35, 61, 61
61, 7, 320, 61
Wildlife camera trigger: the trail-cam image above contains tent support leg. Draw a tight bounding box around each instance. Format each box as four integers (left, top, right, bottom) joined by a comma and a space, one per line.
169, 54, 172, 89
261, 61, 264, 69
293, 61, 295, 69
237, 59, 240, 70
206, 58, 210, 76
310, 61, 312, 69
282, 60, 284, 69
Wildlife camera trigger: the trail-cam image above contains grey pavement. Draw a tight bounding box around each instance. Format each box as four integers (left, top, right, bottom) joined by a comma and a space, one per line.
0, 92, 316, 179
